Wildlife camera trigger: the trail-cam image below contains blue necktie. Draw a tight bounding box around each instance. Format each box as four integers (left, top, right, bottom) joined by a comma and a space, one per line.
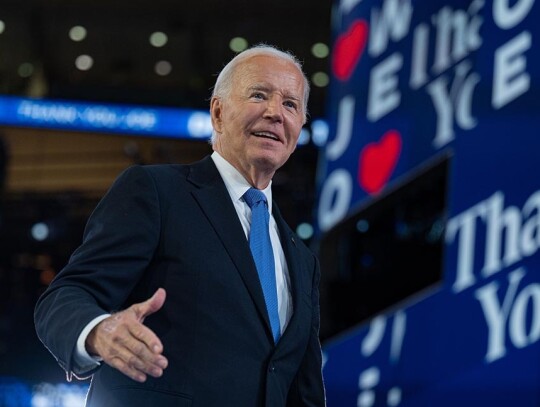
243, 188, 281, 343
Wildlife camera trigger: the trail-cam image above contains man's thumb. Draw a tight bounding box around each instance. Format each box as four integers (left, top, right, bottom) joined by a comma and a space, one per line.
134, 288, 166, 321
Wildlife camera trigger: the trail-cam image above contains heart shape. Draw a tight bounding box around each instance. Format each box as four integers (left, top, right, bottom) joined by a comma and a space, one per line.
358, 130, 402, 195
332, 19, 369, 81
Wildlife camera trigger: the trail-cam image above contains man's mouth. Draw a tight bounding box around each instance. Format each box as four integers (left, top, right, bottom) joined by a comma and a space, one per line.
252, 131, 280, 141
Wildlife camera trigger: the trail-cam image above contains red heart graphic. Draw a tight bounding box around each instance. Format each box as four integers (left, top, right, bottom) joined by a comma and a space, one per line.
358, 130, 402, 195
332, 19, 369, 81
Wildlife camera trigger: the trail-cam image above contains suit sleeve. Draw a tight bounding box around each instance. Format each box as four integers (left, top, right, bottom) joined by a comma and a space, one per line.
34, 165, 161, 379
288, 255, 326, 406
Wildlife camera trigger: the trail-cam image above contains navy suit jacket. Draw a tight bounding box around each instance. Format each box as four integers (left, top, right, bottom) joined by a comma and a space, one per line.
35, 156, 325, 406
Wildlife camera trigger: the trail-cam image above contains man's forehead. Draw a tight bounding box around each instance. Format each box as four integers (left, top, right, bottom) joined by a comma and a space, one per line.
237, 58, 303, 89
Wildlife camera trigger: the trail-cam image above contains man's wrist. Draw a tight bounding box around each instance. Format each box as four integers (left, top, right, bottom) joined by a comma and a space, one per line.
74, 314, 110, 367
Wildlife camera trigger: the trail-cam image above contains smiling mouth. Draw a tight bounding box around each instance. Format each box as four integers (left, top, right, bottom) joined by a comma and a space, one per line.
252, 131, 280, 142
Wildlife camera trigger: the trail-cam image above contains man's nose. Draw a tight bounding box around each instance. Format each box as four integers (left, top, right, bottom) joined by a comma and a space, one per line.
264, 97, 283, 122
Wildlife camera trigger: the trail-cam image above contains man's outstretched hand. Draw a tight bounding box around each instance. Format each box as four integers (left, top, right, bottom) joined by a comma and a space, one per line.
86, 288, 168, 382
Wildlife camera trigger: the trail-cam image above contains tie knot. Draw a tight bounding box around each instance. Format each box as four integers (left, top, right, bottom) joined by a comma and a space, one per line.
243, 188, 267, 209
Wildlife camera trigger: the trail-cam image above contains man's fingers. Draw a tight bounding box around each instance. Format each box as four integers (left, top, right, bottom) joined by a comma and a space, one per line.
132, 288, 167, 322
127, 314, 166, 355
104, 341, 166, 381
109, 356, 147, 383
106, 322, 168, 369
124, 328, 168, 369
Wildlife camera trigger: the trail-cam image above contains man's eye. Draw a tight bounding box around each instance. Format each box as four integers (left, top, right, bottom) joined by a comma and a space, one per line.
284, 101, 297, 109
252, 93, 264, 99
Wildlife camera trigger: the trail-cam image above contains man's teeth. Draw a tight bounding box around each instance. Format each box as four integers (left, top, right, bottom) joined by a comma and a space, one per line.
253, 132, 279, 140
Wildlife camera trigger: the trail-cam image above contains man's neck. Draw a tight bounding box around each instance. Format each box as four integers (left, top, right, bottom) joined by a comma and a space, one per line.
212, 150, 274, 189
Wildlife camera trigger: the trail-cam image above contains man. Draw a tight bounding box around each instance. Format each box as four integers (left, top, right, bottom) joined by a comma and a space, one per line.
34, 45, 326, 406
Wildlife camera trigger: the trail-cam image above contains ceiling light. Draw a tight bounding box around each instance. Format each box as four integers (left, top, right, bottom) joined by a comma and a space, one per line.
312, 71, 329, 87
149, 32, 168, 48
69, 25, 87, 42
296, 223, 314, 240
155, 60, 172, 76
311, 119, 329, 146
18, 62, 34, 78
297, 128, 310, 145
31, 222, 49, 241
229, 37, 248, 53
356, 219, 370, 233
75, 54, 93, 71
311, 42, 329, 59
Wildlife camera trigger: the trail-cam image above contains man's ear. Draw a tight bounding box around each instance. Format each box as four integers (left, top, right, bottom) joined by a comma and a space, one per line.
210, 97, 223, 133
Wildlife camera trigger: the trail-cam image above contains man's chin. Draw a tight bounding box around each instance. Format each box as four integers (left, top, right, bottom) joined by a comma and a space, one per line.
251, 154, 288, 173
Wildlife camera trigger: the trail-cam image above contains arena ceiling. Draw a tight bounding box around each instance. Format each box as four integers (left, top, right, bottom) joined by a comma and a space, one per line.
0, 0, 333, 118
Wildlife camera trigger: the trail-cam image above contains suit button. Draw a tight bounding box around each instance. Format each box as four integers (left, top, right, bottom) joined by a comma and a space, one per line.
269, 365, 276, 372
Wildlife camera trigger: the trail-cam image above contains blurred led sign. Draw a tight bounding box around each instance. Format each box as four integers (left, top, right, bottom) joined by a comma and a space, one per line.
0, 95, 213, 139
318, 0, 540, 405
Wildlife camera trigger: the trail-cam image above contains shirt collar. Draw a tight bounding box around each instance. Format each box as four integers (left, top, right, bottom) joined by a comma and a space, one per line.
211, 151, 273, 211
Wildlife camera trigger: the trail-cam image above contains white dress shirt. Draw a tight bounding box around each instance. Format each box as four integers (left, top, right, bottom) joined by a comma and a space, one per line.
74, 153, 293, 370
211, 151, 293, 334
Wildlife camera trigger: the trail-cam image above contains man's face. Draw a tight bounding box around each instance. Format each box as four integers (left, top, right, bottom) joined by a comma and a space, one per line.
211, 54, 305, 182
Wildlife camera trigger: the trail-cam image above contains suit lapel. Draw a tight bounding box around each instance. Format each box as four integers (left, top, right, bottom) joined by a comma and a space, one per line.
187, 157, 273, 336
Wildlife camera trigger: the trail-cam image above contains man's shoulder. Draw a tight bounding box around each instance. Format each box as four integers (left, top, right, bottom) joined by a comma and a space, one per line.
114, 164, 188, 188
133, 155, 214, 181
122, 156, 219, 193
141, 163, 189, 177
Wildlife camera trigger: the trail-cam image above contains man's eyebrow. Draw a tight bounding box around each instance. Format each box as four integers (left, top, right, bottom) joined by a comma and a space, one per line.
247, 85, 270, 93
284, 93, 302, 102
248, 84, 301, 101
